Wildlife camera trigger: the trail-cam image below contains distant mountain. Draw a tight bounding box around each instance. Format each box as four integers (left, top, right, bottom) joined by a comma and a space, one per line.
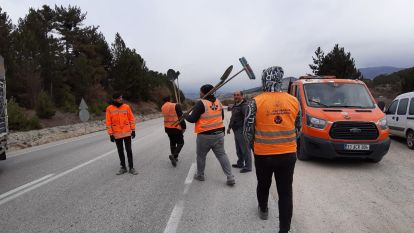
359, 66, 405, 80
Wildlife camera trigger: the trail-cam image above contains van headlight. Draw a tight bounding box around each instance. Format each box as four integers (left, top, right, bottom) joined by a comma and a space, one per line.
378, 117, 388, 130
306, 115, 327, 129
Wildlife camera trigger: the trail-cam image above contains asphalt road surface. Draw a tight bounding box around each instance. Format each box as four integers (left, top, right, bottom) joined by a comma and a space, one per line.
0, 115, 413, 233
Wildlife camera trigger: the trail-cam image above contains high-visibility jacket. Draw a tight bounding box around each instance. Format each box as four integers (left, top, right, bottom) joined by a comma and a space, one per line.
254, 92, 299, 155
106, 104, 136, 139
161, 102, 182, 130
195, 99, 224, 134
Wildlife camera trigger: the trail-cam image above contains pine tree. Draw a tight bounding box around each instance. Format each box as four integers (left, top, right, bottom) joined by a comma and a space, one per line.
309, 44, 362, 80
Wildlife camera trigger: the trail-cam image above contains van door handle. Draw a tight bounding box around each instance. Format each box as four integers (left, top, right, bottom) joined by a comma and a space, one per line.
396, 117, 399, 121
392, 117, 395, 120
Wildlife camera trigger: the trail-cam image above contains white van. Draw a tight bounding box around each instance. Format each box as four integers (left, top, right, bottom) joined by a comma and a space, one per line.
385, 91, 414, 149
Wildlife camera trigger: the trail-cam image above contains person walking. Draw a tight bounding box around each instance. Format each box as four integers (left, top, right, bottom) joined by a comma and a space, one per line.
161, 96, 186, 167
227, 90, 252, 173
244, 67, 301, 233
106, 93, 138, 175
184, 84, 235, 186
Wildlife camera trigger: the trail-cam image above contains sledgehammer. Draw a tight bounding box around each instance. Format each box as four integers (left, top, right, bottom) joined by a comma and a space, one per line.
172, 57, 256, 126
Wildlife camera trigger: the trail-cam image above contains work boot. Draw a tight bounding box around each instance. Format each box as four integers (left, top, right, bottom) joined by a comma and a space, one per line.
194, 174, 205, 181
240, 168, 252, 173
116, 167, 127, 175
232, 164, 243, 168
169, 155, 177, 167
226, 177, 236, 186
258, 206, 269, 220
129, 168, 138, 175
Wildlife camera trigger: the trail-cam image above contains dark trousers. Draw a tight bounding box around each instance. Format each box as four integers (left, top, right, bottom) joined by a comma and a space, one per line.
115, 136, 133, 169
255, 153, 296, 233
165, 128, 184, 158
233, 128, 252, 170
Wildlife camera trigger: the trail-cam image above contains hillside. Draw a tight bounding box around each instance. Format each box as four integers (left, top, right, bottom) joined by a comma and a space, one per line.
359, 66, 405, 80
0, 5, 184, 131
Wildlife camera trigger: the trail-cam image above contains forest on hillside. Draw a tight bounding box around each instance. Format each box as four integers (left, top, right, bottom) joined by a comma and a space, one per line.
0, 5, 183, 130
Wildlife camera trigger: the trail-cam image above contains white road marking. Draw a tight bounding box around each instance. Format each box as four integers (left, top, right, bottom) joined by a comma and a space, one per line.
0, 135, 149, 206
0, 174, 55, 200
163, 200, 184, 233
163, 162, 196, 233
0, 149, 116, 206
183, 163, 196, 194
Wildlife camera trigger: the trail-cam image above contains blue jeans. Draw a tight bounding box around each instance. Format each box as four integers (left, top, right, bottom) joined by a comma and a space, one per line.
234, 128, 252, 170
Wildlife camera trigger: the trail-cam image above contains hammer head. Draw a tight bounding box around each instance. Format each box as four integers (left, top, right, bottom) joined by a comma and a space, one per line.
239, 57, 256, 80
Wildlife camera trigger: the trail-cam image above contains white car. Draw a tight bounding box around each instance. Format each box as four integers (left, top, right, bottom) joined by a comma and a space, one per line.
385, 91, 414, 149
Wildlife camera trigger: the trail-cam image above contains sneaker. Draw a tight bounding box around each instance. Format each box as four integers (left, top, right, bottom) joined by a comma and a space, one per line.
116, 167, 127, 175
258, 206, 269, 220
226, 177, 236, 186
194, 174, 205, 181
232, 164, 243, 168
169, 155, 177, 167
129, 168, 138, 175
240, 168, 252, 173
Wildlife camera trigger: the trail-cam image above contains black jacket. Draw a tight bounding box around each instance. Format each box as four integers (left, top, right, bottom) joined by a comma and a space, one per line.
185, 96, 225, 134
229, 99, 248, 131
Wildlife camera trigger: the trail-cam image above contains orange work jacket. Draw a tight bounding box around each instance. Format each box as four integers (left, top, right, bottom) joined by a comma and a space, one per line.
106, 103, 136, 139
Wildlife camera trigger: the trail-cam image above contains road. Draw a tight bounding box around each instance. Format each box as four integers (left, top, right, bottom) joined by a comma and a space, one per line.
0, 115, 413, 233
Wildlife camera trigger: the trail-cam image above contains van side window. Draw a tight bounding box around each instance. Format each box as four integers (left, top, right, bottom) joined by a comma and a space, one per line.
387, 100, 398, 115
397, 98, 409, 115
409, 98, 414, 115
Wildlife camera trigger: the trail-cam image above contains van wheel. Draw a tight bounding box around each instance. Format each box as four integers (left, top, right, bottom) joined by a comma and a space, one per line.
297, 142, 311, 161
407, 130, 414, 150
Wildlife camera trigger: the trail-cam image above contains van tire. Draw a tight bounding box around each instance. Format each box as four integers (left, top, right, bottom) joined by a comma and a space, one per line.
407, 130, 414, 150
297, 142, 311, 161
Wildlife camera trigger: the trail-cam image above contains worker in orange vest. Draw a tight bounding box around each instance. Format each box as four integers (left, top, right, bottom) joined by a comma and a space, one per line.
184, 84, 235, 186
106, 93, 138, 175
161, 96, 186, 167
244, 67, 301, 233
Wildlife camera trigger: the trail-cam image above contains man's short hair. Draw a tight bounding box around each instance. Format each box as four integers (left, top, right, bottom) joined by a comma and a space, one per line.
163, 96, 171, 102
234, 90, 244, 96
200, 84, 214, 95
112, 92, 122, 99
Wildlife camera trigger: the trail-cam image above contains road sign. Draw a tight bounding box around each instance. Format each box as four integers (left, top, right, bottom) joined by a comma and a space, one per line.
79, 98, 90, 122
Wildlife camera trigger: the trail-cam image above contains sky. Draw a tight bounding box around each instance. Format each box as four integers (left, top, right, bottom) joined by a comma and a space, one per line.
1, 0, 414, 93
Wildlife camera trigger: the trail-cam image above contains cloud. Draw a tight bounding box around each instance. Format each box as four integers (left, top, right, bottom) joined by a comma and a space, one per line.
2, 0, 414, 92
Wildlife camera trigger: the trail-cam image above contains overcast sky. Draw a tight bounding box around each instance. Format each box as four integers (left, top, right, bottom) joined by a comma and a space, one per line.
2, 0, 414, 93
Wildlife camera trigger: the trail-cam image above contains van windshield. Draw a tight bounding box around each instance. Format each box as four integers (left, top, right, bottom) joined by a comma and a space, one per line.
303, 83, 375, 108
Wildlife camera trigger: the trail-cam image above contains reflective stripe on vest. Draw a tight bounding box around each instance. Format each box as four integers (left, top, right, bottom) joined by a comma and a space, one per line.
254, 92, 299, 155
195, 99, 224, 133
161, 102, 182, 130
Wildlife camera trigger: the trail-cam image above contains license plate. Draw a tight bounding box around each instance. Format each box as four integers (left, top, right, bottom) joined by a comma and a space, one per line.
344, 144, 370, 151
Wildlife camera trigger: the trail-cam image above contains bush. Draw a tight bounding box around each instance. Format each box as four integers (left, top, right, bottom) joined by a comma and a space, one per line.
90, 100, 107, 115
35, 91, 56, 119
7, 98, 41, 131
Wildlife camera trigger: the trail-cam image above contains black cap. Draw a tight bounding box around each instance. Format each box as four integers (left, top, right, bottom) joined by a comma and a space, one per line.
112, 92, 122, 99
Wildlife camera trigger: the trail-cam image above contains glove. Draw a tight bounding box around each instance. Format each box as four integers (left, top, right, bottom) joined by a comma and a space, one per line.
131, 131, 136, 139
110, 135, 115, 142
227, 128, 231, 135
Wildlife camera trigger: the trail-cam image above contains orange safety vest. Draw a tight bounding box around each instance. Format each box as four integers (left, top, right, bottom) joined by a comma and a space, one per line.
106, 104, 136, 139
254, 92, 299, 155
195, 99, 224, 134
161, 102, 182, 130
